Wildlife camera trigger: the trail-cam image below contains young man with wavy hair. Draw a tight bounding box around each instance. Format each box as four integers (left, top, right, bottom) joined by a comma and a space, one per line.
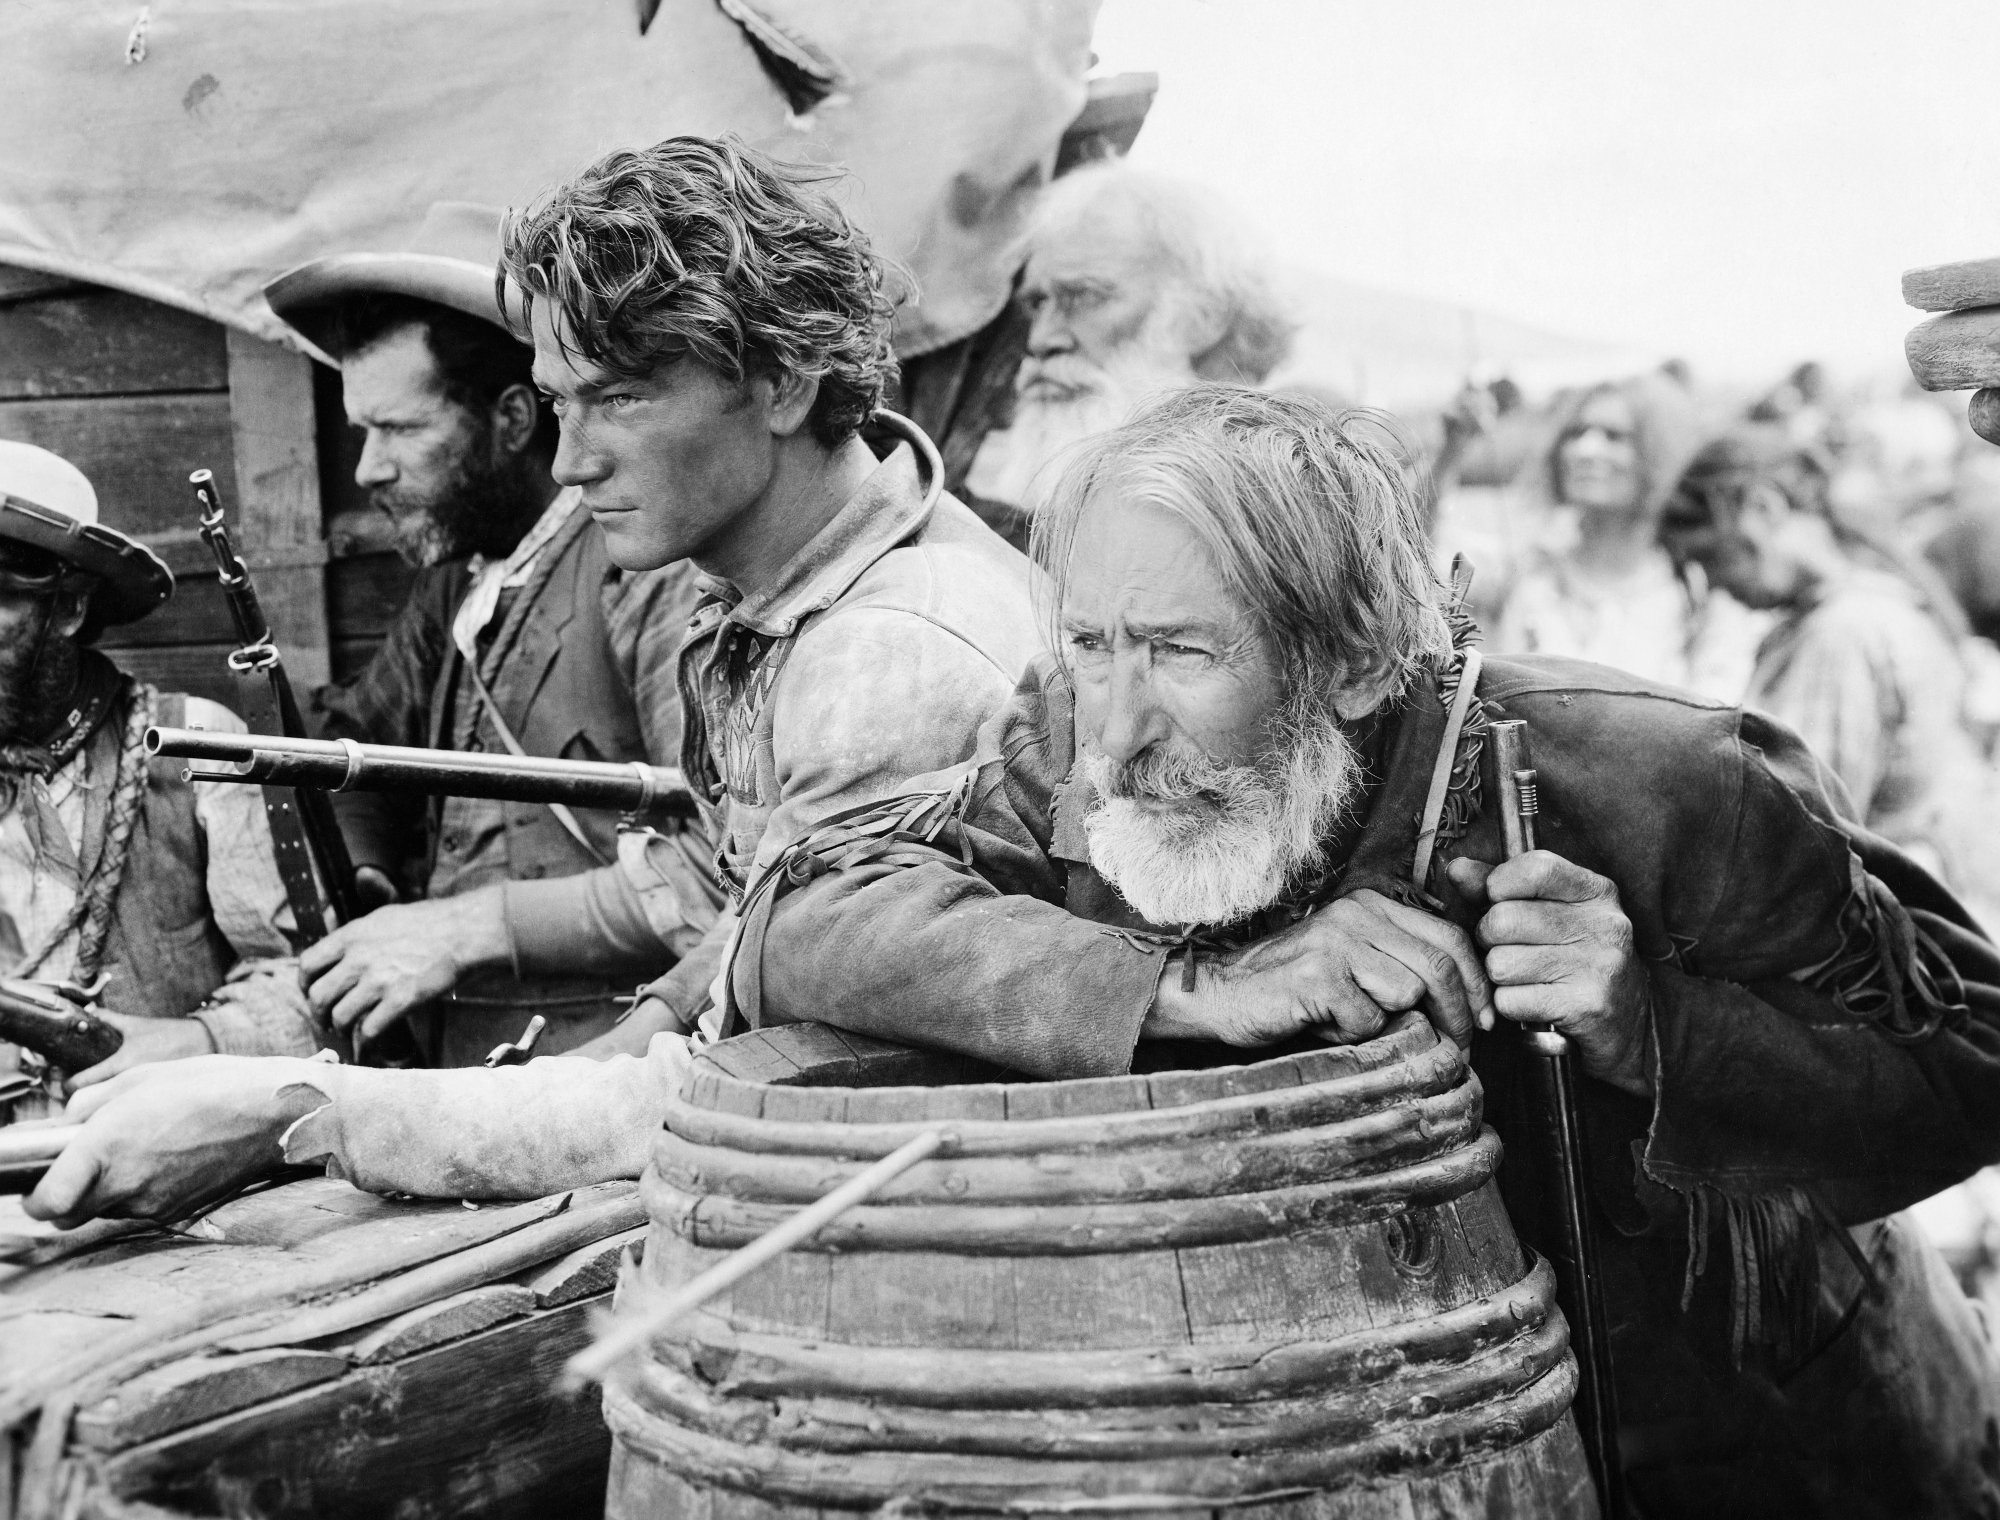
28, 135, 1038, 1208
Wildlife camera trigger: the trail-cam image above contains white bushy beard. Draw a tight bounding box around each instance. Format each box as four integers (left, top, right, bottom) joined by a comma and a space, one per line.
966, 314, 1201, 511
1078, 700, 1365, 929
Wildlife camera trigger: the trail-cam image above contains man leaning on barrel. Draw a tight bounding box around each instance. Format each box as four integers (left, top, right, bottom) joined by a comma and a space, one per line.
730, 389, 2000, 1520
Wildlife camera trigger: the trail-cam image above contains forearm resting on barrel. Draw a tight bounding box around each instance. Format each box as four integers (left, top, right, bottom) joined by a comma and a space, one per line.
279, 1039, 687, 1197
754, 863, 1165, 1080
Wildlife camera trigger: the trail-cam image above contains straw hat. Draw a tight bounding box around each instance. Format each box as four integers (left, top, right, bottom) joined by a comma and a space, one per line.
0, 441, 173, 628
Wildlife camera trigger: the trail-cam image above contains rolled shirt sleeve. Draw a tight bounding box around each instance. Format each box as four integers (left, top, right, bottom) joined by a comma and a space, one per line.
277, 1033, 692, 1198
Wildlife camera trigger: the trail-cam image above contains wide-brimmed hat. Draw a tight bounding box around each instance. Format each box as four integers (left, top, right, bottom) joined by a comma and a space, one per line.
0, 442, 174, 628
264, 201, 517, 356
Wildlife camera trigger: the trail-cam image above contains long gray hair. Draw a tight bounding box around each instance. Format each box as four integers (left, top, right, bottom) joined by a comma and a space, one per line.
1030, 385, 1452, 712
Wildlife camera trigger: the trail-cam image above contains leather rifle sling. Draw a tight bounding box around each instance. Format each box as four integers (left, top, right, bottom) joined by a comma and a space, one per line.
1411, 646, 1484, 893
463, 664, 615, 869
226, 668, 334, 948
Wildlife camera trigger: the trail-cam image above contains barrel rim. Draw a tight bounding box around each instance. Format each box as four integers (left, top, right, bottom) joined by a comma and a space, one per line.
687, 1011, 1441, 1125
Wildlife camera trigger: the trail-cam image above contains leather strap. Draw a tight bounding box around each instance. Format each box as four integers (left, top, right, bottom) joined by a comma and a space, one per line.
464, 663, 613, 868
1411, 646, 1484, 893
231, 671, 332, 949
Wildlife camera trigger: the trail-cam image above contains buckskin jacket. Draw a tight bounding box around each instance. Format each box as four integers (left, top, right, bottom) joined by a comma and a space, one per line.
726, 644, 2000, 1520
271, 426, 1039, 1196
312, 495, 708, 1063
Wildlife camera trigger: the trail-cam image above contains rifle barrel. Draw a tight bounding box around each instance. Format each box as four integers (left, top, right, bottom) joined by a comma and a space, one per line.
145, 727, 696, 821
0, 1123, 82, 1194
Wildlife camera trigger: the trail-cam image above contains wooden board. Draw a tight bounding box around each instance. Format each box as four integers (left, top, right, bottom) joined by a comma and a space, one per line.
0, 393, 238, 538
95, 1294, 613, 1520
226, 330, 332, 689
0, 289, 227, 400
101, 644, 241, 712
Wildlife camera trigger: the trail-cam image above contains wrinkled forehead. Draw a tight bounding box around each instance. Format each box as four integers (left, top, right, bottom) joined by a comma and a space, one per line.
1024, 202, 1181, 292
1058, 490, 1256, 637
526, 302, 612, 393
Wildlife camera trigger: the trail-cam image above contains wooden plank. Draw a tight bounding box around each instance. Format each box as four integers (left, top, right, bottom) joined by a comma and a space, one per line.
826, 1248, 1018, 1350
97, 1295, 614, 1520
73, 1349, 347, 1451
1179, 1225, 1379, 1344
1904, 256, 2000, 313
0, 289, 228, 400
227, 329, 332, 689
1009, 1249, 1187, 1351
527, 1226, 646, 1309
348, 1284, 536, 1365
104, 645, 239, 711
0, 393, 237, 539
1002, 1073, 1151, 1120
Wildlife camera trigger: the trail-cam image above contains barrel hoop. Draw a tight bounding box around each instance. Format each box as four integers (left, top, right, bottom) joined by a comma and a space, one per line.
601, 1355, 1579, 1508
639, 1255, 1561, 1411
640, 1130, 1502, 1254
624, 1313, 1568, 1462
664, 1035, 1470, 1160
694, 1011, 1442, 1120
654, 1082, 1480, 1209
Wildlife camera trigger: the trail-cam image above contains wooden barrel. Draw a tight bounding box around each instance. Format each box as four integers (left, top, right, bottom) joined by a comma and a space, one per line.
0, 1174, 645, 1519
604, 1014, 1596, 1517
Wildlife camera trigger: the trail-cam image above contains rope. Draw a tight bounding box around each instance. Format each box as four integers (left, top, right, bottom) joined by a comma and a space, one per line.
14, 681, 152, 984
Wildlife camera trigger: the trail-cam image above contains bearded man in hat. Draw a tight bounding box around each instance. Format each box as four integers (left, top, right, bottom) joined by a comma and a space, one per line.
267, 204, 717, 1066
0, 442, 323, 1095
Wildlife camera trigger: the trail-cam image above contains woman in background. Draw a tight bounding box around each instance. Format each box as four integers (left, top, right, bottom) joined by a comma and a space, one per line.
1492, 373, 1762, 697
1661, 425, 1998, 929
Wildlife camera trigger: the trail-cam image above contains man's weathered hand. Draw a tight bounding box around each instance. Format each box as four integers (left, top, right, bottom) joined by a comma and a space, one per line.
1144, 889, 1493, 1049
298, 888, 510, 1049
1446, 852, 1653, 1096
65, 1010, 215, 1092
26, 1055, 323, 1229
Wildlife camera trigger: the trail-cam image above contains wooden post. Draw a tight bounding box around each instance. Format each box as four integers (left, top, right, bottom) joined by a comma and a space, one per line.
225, 329, 331, 690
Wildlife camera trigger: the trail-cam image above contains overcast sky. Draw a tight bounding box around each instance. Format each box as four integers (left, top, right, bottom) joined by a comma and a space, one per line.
1092, 0, 2000, 388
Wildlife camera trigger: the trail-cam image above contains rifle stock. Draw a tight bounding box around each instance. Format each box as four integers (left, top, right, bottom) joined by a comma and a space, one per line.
0, 981, 122, 1072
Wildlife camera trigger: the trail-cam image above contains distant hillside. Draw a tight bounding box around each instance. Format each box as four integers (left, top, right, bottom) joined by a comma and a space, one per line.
1271, 265, 1658, 411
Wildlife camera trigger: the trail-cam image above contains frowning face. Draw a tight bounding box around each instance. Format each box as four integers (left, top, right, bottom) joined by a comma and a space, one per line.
1057, 495, 1361, 926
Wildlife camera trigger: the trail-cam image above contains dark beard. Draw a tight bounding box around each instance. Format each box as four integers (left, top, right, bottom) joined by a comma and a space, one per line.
371, 429, 550, 568
0, 607, 78, 748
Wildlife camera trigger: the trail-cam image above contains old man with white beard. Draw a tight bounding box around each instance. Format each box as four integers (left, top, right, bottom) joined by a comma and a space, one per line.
734, 386, 2000, 1520
962, 160, 1296, 540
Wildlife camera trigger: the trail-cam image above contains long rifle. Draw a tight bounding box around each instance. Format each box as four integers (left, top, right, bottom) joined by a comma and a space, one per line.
146, 728, 696, 824
1489, 718, 1626, 1518
192, 470, 360, 934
